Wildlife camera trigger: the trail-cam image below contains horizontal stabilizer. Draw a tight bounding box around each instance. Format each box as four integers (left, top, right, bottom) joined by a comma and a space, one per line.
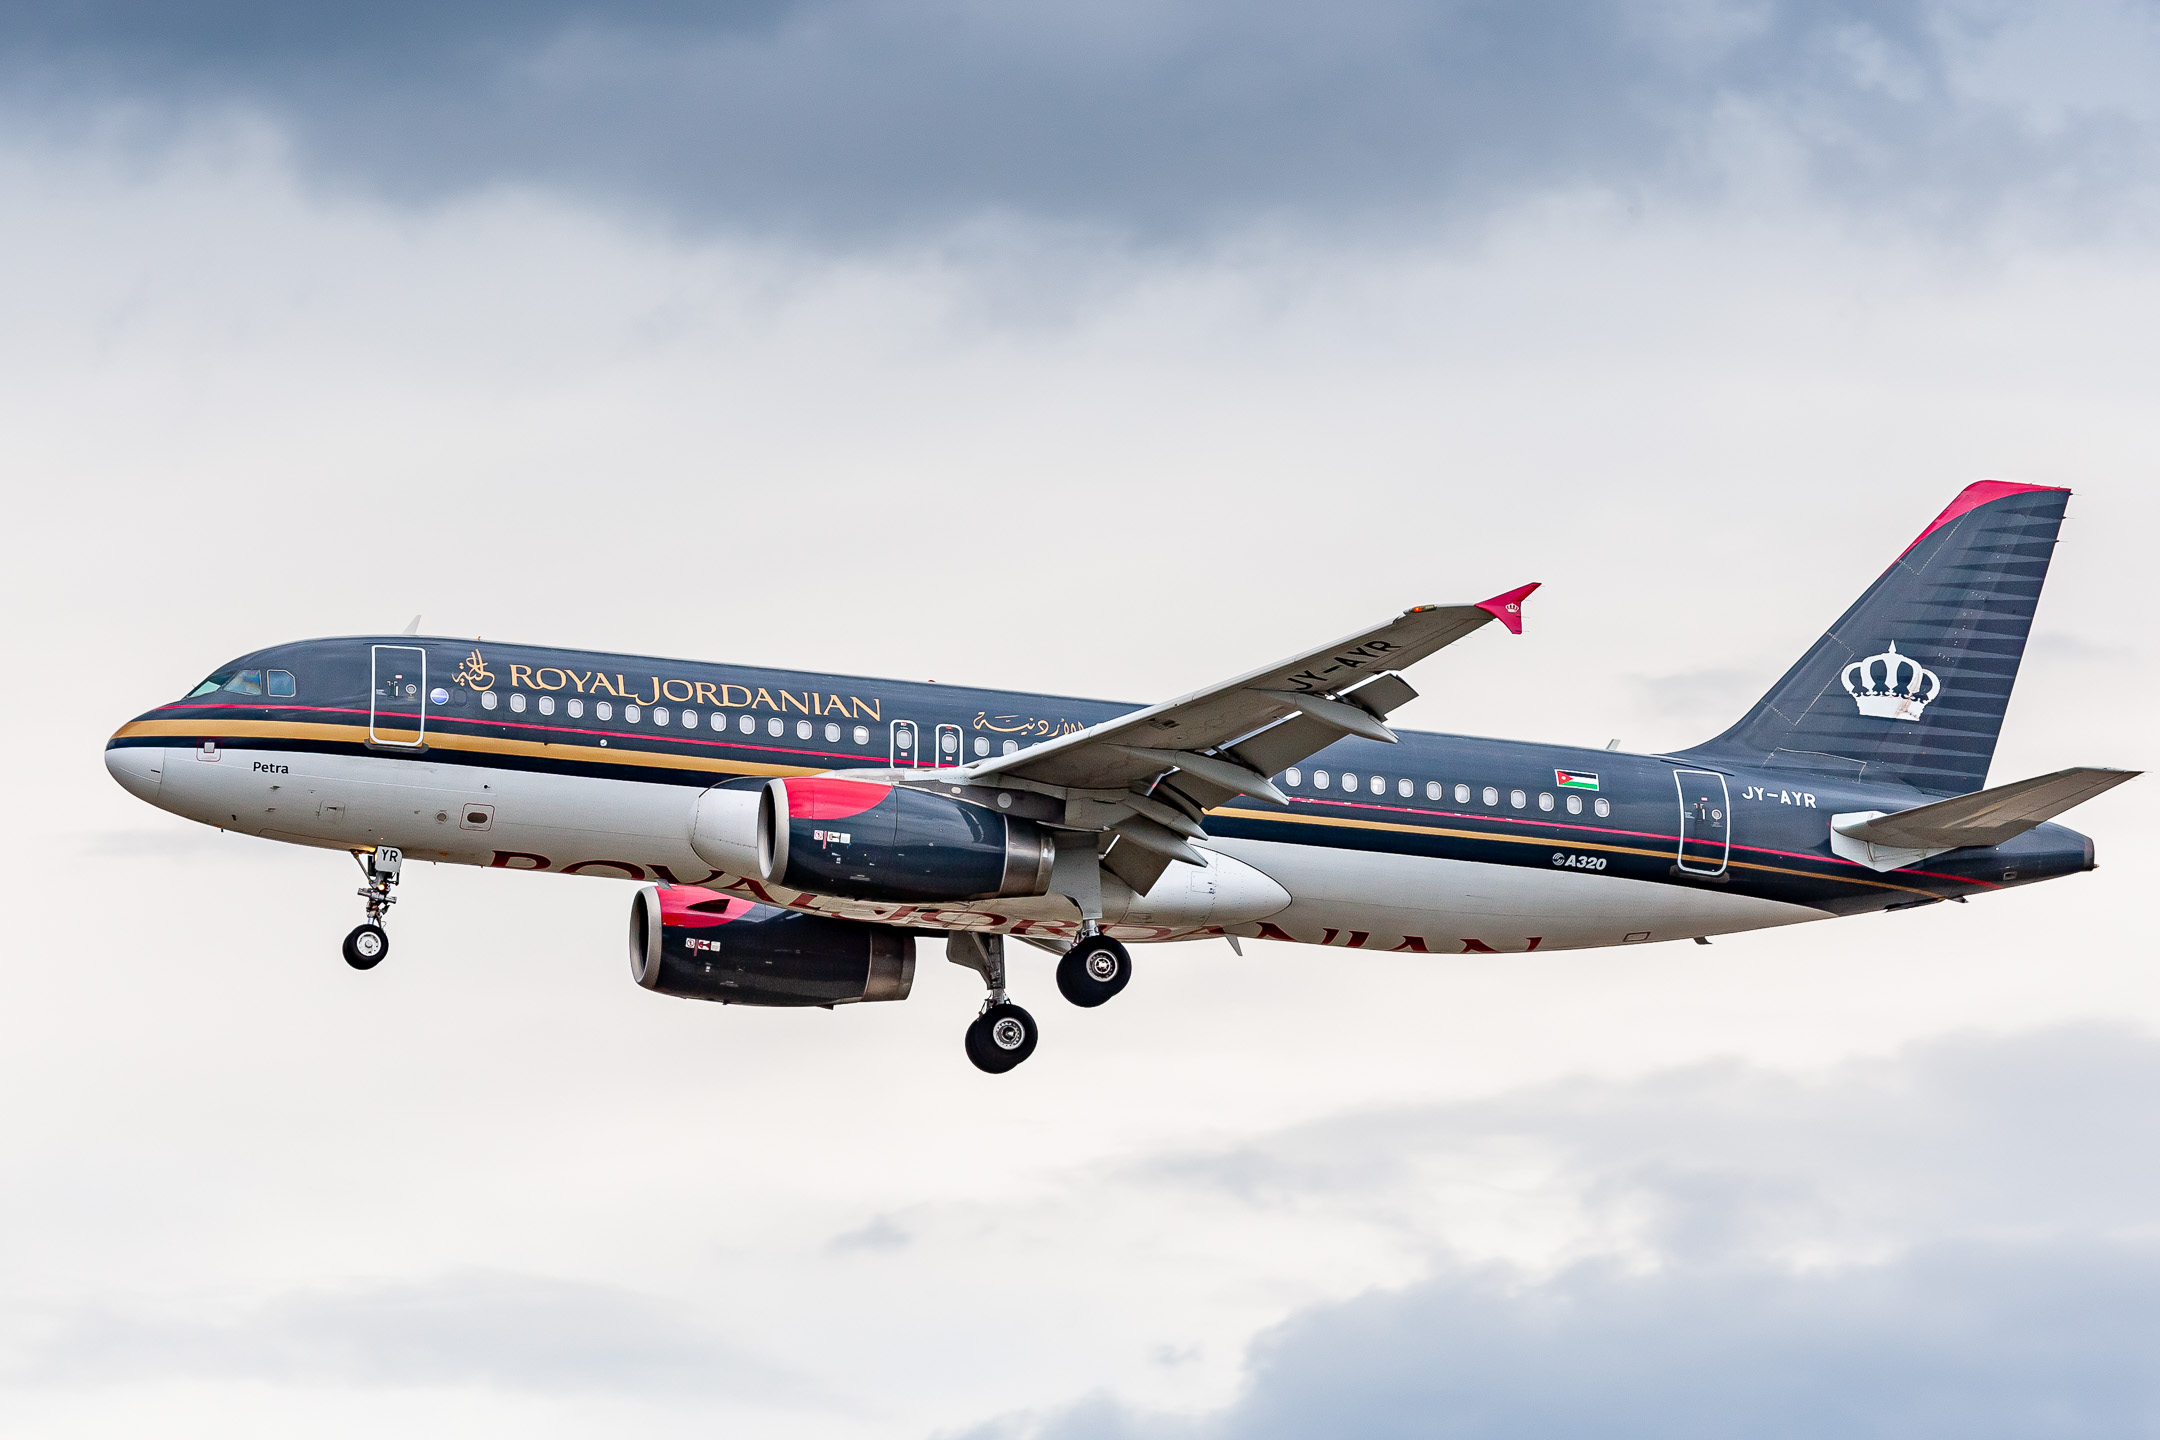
1835, 767, 2139, 851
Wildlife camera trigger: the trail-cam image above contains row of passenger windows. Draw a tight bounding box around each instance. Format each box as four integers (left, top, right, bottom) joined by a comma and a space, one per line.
1281, 766, 1613, 819
476, 688, 871, 739
459, 690, 1027, 756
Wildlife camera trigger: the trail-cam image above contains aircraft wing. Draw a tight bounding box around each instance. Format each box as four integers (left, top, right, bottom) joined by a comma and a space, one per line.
924, 586, 1537, 887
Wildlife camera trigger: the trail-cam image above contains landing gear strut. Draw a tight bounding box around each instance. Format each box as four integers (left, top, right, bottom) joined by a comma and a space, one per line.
947, 932, 1038, 1074
344, 846, 402, 971
1057, 929, 1131, 1008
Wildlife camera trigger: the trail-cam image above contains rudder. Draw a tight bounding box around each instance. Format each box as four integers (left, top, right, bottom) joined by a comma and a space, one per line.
1682, 482, 2071, 796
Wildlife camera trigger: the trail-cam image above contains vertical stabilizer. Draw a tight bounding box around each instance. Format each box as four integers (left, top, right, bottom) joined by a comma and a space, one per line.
1681, 482, 2070, 795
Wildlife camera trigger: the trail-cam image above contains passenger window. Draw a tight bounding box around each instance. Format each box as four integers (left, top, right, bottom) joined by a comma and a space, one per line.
1426, 781, 1442, 800
1313, 770, 1331, 789
568, 698, 585, 718
1455, 784, 1470, 804
1482, 786, 1498, 805
596, 701, 612, 720
682, 710, 698, 729
797, 720, 813, 740
1341, 772, 1358, 791
510, 693, 527, 713
858, 726, 874, 746
227, 670, 264, 696
1285, 767, 1302, 787
768, 717, 784, 737
482, 691, 499, 711
1371, 776, 1385, 795
654, 707, 670, 726
827, 723, 843, 742
538, 695, 556, 715
1397, 778, 1412, 797
974, 736, 990, 756
266, 670, 296, 698
1594, 798, 1611, 818
1538, 792, 1554, 811
1510, 789, 1526, 809
1000, 738, 1016, 754
740, 715, 756, 734
1567, 794, 1583, 814
626, 704, 640, 722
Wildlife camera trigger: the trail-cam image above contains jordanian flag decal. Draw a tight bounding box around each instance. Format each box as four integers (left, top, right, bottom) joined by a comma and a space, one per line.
1555, 769, 1599, 791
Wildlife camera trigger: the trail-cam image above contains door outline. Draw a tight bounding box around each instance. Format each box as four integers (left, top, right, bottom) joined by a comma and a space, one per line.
370, 645, 428, 749
890, 719, 919, 768
1673, 768, 1730, 876
933, 723, 964, 768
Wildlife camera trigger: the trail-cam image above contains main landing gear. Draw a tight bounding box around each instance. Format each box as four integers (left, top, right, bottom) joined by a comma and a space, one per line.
344, 846, 403, 971
947, 932, 1039, 1074
1056, 930, 1131, 1008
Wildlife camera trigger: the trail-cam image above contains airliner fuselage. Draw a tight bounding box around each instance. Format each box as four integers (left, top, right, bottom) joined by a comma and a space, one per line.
101, 481, 2131, 1071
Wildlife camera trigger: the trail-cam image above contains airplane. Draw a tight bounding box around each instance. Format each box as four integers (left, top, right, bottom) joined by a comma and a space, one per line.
105, 481, 2135, 1072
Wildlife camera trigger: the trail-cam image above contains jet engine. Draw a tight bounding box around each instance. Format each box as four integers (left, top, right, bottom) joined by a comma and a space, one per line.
753, 777, 1054, 904
628, 884, 914, 1007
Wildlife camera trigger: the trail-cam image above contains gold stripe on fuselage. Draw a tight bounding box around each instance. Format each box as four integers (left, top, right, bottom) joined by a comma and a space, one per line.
110, 717, 815, 780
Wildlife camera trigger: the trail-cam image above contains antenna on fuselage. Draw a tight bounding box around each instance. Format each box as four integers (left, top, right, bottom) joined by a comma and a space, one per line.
402, 615, 422, 635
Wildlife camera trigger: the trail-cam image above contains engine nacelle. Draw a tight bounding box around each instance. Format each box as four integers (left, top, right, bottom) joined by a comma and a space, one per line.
628, 885, 914, 1007
755, 777, 1054, 903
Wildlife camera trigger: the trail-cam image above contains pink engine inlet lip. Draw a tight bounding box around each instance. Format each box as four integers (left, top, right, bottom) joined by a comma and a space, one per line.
658, 887, 753, 927
783, 776, 894, 821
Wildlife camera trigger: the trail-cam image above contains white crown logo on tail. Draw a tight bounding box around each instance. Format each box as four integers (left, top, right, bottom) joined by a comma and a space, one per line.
1842, 642, 1940, 722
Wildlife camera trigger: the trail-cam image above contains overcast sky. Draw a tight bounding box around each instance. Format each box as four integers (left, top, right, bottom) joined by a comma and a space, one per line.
2, 2, 2157, 1436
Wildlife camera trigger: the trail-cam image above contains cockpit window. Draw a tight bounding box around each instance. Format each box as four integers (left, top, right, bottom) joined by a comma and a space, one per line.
186, 672, 233, 697
225, 670, 264, 696
267, 670, 296, 698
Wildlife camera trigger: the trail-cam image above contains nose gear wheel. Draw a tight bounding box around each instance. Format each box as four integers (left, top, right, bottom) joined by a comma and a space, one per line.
343, 923, 388, 970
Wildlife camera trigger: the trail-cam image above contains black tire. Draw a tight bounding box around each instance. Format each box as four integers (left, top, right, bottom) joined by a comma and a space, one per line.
343, 923, 389, 970
964, 1002, 1038, 1073
1056, 935, 1131, 1008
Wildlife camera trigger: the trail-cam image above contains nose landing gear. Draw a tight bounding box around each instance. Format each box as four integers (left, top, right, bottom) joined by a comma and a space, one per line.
947, 932, 1039, 1073
344, 846, 402, 971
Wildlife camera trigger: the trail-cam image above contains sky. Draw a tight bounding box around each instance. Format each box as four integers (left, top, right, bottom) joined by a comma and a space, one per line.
2, 1, 2158, 1435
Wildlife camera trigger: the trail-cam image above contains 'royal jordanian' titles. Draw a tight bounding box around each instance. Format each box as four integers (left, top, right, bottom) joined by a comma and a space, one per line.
105, 483, 2137, 1072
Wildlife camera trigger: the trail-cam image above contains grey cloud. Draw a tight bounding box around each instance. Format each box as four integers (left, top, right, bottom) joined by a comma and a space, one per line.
976, 1027, 2160, 1439
2, 1, 2156, 241
1135, 1026, 2160, 1250
996, 1243, 2160, 1440
827, 1213, 913, 1252
12, 1269, 811, 1399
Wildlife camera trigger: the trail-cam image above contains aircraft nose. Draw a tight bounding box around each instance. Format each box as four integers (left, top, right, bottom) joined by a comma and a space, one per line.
105, 743, 164, 803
